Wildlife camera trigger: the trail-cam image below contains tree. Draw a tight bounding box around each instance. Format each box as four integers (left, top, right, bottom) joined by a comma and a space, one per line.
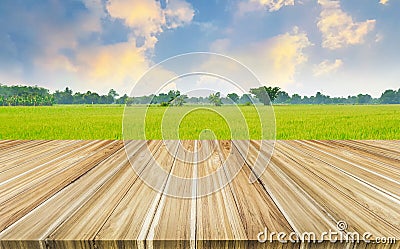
0, 84, 53, 106
239, 94, 253, 105
116, 94, 129, 104
151, 93, 169, 104
54, 87, 73, 104
314, 92, 325, 104
380, 89, 399, 104
83, 91, 100, 104
125, 97, 135, 106
187, 97, 200, 104
290, 94, 302, 104
397, 88, 400, 103
356, 94, 372, 104
227, 93, 239, 103
250, 86, 280, 105
346, 95, 357, 104
150, 90, 181, 105
171, 95, 188, 106
275, 91, 290, 104
167, 90, 180, 103
107, 89, 119, 104
208, 92, 222, 106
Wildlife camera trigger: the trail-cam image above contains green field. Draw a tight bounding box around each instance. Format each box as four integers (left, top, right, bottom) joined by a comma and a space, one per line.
0, 105, 399, 140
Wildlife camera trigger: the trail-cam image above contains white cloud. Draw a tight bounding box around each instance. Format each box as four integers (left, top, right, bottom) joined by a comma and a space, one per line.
313, 59, 343, 76
260, 27, 311, 84
375, 33, 384, 43
317, 0, 376, 49
75, 41, 149, 90
379, 0, 389, 5
106, 0, 194, 49
210, 27, 311, 88
164, 0, 194, 28
29, 0, 194, 94
237, 0, 294, 15
256, 0, 295, 11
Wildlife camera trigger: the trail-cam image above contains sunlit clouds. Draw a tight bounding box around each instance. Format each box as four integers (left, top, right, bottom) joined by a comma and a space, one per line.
313, 59, 343, 76
106, 0, 193, 49
211, 27, 311, 88
379, 0, 389, 5
317, 0, 376, 49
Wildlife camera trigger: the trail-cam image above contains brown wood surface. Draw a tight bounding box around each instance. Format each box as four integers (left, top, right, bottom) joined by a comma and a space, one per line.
0, 140, 398, 249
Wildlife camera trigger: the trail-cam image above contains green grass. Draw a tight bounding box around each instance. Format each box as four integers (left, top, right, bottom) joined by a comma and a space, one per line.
0, 105, 124, 140
123, 105, 269, 140
0, 105, 399, 140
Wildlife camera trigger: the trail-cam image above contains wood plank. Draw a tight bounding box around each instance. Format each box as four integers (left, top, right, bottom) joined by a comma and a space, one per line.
289, 140, 400, 201
0, 140, 123, 232
0, 141, 146, 249
0, 140, 105, 202
234, 140, 338, 237
279, 141, 400, 234
0, 140, 30, 150
331, 140, 400, 162
271, 141, 400, 238
365, 140, 400, 150
196, 140, 247, 249
45, 141, 155, 249
0, 140, 51, 161
146, 140, 195, 249
0, 140, 66, 164
0, 140, 85, 174
217, 141, 293, 237
95, 140, 180, 248
305, 140, 400, 182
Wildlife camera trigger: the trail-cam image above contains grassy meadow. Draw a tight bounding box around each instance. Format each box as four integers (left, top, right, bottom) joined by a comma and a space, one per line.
0, 104, 399, 140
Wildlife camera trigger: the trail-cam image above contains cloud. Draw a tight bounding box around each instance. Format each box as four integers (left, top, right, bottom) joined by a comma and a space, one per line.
317, 0, 376, 49
237, 0, 294, 15
375, 33, 384, 43
75, 41, 150, 90
256, 0, 295, 11
258, 27, 311, 85
164, 0, 195, 28
0, 0, 194, 94
106, 0, 194, 49
379, 0, 389, 5
210, 27, 311, 87
267, 27, 311, 82
313, 59, 343, 76
0, 0, 106, 86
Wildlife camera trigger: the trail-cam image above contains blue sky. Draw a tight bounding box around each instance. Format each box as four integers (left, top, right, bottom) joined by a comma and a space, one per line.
0, 0, 399, 97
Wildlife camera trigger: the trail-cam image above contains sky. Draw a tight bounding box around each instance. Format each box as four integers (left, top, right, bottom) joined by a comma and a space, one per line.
0, 0, 399, 97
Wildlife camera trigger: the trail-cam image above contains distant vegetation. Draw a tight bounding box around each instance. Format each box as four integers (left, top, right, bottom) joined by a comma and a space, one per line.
0, 85, 54, 106
0, 84, 399, 106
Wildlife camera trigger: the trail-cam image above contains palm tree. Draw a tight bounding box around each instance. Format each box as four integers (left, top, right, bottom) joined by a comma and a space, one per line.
208, 92, 222, 106
171, 95, 187, 106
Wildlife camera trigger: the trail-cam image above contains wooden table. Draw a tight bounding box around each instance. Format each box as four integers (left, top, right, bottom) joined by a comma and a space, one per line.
0, 140, 398, 248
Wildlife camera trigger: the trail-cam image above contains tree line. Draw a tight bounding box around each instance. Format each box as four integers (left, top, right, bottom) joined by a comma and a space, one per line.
121, 86, 400, 106
0, 84, 399, 106
0, 85, 120, 106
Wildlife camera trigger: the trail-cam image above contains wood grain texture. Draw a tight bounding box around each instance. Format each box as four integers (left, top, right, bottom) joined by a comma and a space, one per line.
0, 140, 398, 249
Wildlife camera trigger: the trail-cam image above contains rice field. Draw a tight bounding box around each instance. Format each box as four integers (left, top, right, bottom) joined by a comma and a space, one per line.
0, 105, 399, 140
